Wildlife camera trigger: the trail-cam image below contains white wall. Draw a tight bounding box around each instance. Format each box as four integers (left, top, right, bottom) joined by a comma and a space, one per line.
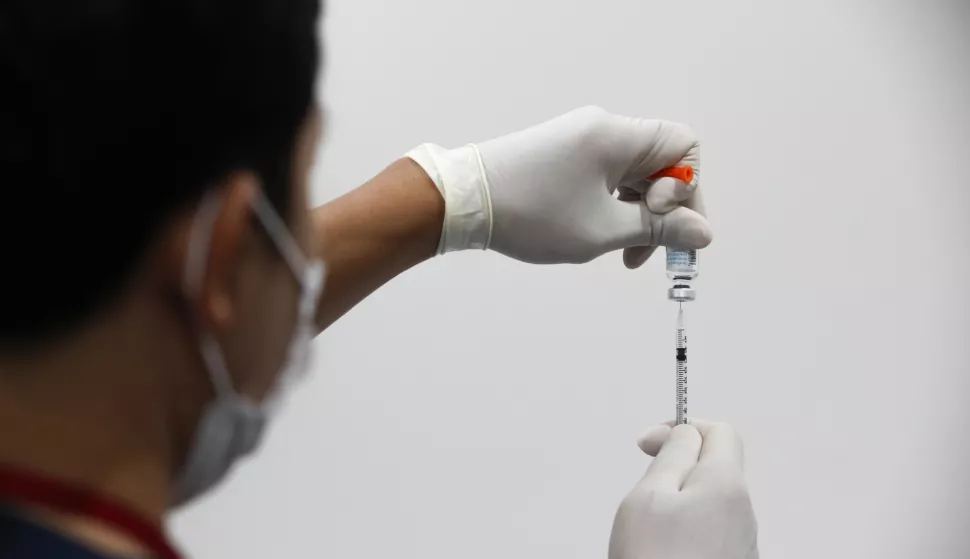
173, 0, 970, 557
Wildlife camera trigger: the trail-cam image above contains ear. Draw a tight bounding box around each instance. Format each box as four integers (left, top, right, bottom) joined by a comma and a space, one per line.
160, 173, 261, 331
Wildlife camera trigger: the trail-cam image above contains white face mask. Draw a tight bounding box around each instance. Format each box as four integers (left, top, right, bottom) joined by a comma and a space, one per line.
172, 188, 325, 507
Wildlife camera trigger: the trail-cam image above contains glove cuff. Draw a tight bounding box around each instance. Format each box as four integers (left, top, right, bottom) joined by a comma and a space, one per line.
405, 143, 493, 255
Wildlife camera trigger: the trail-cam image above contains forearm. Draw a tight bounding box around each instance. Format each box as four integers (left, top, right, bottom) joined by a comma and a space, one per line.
312, 157, 444, 331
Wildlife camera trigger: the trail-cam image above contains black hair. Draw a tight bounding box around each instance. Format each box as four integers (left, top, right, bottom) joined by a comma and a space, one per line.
0, 0, 321, 351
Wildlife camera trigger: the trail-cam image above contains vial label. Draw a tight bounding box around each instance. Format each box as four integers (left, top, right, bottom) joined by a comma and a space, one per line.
666, 248, 697, 271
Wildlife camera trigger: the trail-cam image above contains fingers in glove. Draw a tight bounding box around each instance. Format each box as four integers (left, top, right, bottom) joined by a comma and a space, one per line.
617, 185, 658, 269
642, 424, 701, 492
636, 423, 672, 456
644, 176, 698, 215
600, 114, 698, 186
634, 132, 700, 215
679, 176, 707, 218
606, 202, 712, 254
623, 246, 657, 269
683, 419, 745, 488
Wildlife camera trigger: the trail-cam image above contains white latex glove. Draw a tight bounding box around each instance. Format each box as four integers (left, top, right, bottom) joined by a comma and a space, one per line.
406, 106, 708, 267
609, 419, 759, 559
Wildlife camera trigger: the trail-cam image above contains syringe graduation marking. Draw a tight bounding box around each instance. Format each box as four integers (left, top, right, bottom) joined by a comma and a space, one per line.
676, 304, 688, 425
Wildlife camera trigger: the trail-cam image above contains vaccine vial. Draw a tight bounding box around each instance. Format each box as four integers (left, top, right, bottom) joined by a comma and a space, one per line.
666, 248, 698, 301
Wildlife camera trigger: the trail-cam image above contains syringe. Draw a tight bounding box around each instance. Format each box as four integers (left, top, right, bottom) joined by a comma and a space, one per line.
675, 302, 688, 425
666, 246, 697, 425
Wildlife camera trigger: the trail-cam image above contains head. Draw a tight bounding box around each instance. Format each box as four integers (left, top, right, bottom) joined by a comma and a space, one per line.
0, 0, 323, 508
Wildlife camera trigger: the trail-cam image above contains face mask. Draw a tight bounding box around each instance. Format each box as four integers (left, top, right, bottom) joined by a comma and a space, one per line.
171, 188, 325, 506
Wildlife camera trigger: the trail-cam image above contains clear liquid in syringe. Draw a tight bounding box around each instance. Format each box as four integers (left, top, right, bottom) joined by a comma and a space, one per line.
676, 303, 688, 425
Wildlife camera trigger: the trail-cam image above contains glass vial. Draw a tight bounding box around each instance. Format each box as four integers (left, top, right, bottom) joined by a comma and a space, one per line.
666, 248, 698, 301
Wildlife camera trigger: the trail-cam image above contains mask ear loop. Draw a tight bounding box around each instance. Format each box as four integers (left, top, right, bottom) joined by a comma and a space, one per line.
250, 189, 309, 281
249, 189, 327, 394
252, 191, 327, 336
183, 189, 236, 397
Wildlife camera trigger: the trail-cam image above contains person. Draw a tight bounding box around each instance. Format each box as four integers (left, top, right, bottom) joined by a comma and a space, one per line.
0, 0, 758, 558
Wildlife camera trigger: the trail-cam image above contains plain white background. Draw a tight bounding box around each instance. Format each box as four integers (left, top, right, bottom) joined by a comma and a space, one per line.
173, 0, 970, 557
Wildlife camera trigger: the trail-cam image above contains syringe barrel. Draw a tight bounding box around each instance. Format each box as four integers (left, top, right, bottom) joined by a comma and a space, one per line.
675, 306, 688, 425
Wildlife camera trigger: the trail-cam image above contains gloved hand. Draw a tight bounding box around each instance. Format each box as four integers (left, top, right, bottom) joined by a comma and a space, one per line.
406, 106, 708, 267
609, 419, 759, 559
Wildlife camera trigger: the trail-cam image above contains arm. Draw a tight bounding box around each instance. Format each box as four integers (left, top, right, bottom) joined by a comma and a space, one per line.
312, 107, 710, 331
312, 158, 443, 331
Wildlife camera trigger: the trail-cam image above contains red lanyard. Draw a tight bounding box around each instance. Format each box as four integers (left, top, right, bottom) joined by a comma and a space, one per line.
0, 464, 182, 559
